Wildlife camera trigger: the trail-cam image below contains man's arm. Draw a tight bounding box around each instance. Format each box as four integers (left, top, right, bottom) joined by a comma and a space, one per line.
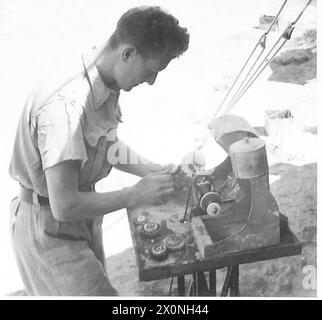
45, 160, 175, 222
113, 139, 173, 177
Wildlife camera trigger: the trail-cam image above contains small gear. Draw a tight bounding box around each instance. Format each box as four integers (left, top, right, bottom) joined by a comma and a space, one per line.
163, 234, 185, 251
140, 222, 161, 238
134, 215, 148, 225
150, 243, 169, 261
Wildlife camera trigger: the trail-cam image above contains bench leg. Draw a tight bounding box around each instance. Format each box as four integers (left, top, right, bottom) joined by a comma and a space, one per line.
177, 276, 185, 296
188, 272, 210, 296
221, 266, 233, 296
220, 265, 240, 296
209, 269, 216, 296
230, 265, 240, 296
197, 272, 209, 296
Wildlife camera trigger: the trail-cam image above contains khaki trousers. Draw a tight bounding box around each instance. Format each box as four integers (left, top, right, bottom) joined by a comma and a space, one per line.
10, 195, 118, 296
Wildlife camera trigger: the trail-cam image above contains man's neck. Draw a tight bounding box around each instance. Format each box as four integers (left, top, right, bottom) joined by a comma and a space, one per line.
92, 43, 120, 92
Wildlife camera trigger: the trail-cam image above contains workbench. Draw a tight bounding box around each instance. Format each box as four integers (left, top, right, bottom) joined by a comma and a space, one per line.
126, 190, 302, 296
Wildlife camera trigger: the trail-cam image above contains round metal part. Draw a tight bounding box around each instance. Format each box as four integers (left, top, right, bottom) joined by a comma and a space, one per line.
141, 222, 161, 238
150, 243, 169, 261
200, 192, 221, 212
163, 234, 185, 251
206, 202, 221, 216
229, 137, 268, 178
134, 215, 148, 225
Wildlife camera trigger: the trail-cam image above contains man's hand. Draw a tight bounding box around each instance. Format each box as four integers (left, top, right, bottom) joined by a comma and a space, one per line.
159, 163, 177, 173
131, 172, 175, 206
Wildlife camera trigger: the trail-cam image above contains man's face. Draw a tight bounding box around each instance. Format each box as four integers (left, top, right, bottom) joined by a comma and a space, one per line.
116, 47, 172, 91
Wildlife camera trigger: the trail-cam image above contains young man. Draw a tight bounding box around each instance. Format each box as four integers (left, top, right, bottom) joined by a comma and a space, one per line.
9, 6, 189, 296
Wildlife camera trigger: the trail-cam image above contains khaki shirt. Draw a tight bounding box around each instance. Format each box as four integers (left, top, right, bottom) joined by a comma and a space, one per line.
9, 53, 122, 196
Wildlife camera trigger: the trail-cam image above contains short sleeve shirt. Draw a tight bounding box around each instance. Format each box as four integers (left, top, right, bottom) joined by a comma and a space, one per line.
9, 52, 122, 196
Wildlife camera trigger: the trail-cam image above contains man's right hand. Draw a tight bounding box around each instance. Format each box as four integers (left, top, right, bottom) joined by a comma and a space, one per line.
131, 173, 175, 206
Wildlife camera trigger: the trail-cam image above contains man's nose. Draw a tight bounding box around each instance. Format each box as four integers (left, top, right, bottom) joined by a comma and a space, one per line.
146, 73, 158, 85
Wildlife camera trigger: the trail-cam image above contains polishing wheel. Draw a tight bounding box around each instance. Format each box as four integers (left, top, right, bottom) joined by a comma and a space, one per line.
134, 215, 148, 225
150, 243, 169, 260
200, 192, 221, 216
206, 202, 221, 216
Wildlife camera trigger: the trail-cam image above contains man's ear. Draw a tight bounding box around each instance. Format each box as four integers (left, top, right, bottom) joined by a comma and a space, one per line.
121, 46, 138, 62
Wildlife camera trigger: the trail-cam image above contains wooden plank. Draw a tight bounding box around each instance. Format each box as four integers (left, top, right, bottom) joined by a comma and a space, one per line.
190, 216, 212, 258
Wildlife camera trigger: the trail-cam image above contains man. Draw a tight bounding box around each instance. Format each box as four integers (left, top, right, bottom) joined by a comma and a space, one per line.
9, 6, 189, 296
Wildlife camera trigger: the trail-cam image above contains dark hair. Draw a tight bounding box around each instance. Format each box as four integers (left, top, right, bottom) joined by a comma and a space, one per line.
110, 6, 189, 58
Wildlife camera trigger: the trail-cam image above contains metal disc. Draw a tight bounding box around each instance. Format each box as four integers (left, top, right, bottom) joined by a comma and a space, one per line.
163, 234, 185, 251
207, 202, 221, 216
134, 215, 148, 225
141, 222, 161, 238
150, 243, 169, 261
200, 192, 221, 212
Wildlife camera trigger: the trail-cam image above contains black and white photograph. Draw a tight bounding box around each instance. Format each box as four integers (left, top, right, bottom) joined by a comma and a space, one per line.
0, 0, 318, 299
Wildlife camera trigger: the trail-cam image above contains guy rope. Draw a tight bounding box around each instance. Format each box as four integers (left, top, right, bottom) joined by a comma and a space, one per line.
214, 0, 313, 119
194, 0, 313, 152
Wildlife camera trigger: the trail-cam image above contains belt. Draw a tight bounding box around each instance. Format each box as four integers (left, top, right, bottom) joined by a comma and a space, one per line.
19, 185, 50, 206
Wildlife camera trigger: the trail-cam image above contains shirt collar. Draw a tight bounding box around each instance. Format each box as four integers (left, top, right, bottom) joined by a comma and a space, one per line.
81, 52, 118, 110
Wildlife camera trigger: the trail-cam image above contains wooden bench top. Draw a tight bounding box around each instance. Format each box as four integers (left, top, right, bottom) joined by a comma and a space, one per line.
127, 190, 302, 281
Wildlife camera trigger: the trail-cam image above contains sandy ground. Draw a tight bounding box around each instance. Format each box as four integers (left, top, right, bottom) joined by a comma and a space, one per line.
0, 0, 317, 297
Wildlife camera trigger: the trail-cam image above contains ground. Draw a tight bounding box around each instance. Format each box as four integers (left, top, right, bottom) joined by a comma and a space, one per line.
1, 0, 317, 297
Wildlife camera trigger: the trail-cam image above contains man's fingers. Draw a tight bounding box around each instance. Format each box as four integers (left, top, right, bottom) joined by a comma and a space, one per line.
149, 173, 173, 182
161, 163, 176, 173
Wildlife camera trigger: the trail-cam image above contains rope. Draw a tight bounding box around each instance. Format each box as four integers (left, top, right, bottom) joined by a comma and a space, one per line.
225, 25, 292, 112
214, 34, 267, 118
223, 0, 312, 113
228, 37, 288, 110
214, 0, 288, 118
223, 39, 267, 114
